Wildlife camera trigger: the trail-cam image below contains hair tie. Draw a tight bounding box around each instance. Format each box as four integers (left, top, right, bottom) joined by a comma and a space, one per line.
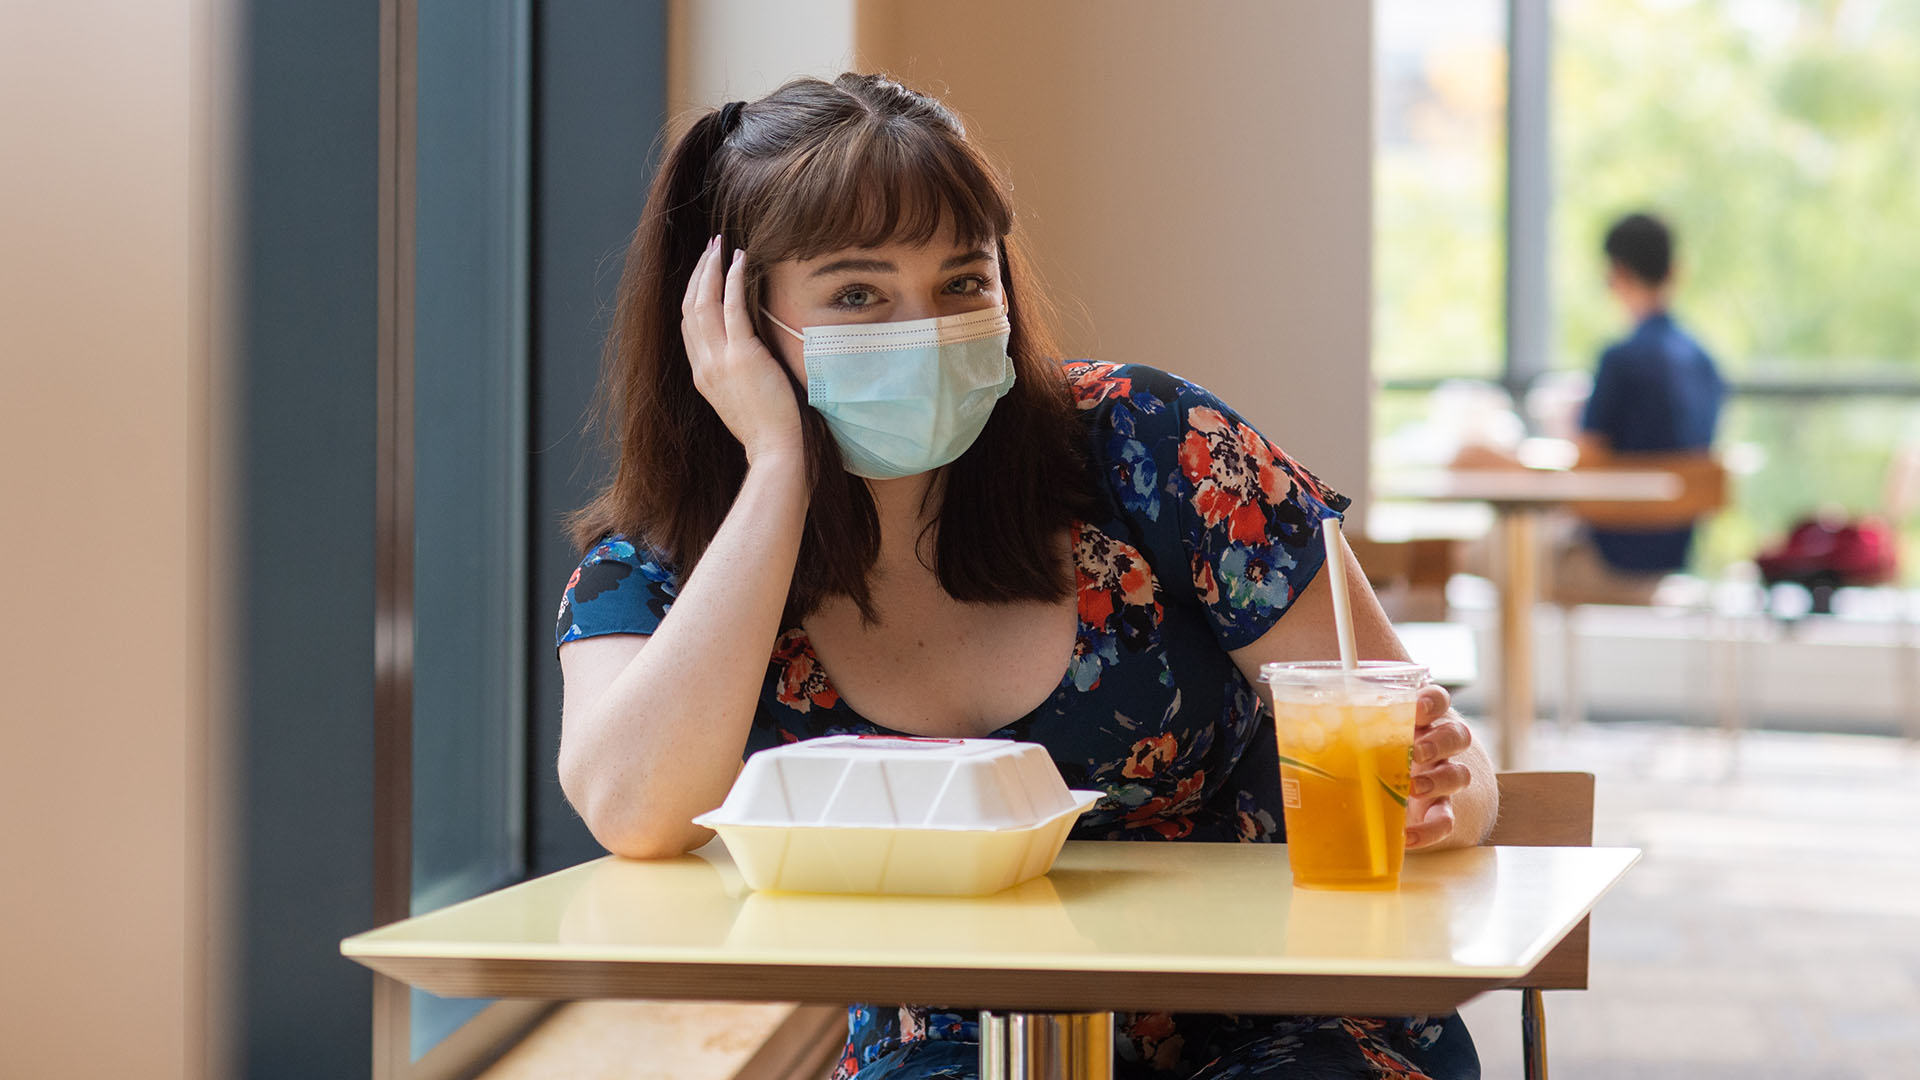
718, 100, 745, 137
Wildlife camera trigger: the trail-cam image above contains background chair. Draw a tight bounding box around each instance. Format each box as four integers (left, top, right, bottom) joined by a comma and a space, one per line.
1350, 535, 1461, 625
1550, 453, 1732, 733
1487, 770, 1597, 1080
1561, 451, 1730, 535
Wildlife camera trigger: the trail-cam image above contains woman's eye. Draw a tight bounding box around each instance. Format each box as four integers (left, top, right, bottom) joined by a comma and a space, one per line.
828, 287, 879, 310
946, 275, 988, 295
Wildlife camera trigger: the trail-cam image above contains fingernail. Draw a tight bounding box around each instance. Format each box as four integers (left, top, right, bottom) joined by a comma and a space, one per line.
1405, 830, 1419, 846
1413, 776, 1434, 796
1414, 742, 1435, 763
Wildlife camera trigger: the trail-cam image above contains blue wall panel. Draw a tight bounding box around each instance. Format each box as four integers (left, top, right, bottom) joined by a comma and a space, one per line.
232, 1, 380, 1076
528, 0, 669, 876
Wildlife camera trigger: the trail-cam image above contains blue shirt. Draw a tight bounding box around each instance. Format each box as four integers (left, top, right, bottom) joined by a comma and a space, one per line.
1580, 311, 1725, 573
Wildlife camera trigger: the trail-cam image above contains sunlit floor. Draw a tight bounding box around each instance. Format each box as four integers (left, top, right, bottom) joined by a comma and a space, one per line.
1459, 720, 1920, 1079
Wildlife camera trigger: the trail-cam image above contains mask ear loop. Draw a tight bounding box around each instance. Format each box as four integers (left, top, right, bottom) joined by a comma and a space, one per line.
761, 309, 805, 342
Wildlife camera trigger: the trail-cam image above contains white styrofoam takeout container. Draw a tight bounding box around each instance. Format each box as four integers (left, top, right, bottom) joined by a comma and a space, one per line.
691, 734, 1103, 897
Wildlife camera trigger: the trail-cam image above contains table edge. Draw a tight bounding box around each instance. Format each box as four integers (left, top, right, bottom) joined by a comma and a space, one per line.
343, 953, 1509, 1016
340, 846, 1642, 985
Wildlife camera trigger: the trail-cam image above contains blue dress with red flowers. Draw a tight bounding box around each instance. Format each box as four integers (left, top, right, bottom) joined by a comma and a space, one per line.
555, 362, 1480, 1080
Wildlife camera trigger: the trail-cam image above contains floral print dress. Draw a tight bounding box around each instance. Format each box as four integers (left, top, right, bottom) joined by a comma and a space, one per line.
556, 362, 1480, 1080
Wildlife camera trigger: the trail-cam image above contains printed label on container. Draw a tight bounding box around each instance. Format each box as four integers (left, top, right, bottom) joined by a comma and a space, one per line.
1282, 777, 1301, 809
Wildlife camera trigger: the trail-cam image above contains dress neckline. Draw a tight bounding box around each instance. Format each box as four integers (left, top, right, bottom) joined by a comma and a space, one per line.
784, 521, 1089, 738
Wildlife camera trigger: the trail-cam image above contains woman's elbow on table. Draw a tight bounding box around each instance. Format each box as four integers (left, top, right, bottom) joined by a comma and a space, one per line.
557, 752, 713, 860
566, 776, 714, 859
597, 819, 716, 861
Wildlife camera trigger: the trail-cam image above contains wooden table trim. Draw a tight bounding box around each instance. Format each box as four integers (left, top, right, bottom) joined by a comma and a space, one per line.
346, 953, 1506, 1017
1374, 468, 1683, 505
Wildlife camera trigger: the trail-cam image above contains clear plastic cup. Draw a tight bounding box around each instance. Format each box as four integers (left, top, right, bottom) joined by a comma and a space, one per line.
1258, 661, 1429, 890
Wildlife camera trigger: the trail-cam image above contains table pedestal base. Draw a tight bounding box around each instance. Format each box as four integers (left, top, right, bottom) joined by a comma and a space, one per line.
1497, 508, 1541, 770
979, 1010, 1114, 1079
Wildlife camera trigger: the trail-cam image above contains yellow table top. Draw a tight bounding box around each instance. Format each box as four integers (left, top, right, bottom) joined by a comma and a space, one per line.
342, 840, 1637, 1015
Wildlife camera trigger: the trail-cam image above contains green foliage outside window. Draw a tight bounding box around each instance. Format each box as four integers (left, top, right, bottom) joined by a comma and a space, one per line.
1376, 0, 1920, 579
1553, 0, 1920, 379
1556, 0, 1920, 577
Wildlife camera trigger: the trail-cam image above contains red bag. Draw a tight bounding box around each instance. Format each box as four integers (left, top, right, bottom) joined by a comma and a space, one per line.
1755, 515, 1899, 590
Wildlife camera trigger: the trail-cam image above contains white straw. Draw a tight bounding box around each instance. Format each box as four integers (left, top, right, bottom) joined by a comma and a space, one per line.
1324, 517, 1387, 877
1322, 518, 1359, 672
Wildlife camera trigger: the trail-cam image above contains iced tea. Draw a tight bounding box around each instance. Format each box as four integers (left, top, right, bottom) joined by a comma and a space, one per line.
1260, 662, 1426, 890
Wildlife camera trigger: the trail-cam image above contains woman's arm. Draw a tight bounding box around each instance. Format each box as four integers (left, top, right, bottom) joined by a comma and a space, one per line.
1226, 530, 1499, 851
558, 452, 808, 859
558, 239, 811, 859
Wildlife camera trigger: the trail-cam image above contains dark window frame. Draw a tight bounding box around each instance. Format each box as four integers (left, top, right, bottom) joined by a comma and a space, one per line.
367, 1, 666, 1077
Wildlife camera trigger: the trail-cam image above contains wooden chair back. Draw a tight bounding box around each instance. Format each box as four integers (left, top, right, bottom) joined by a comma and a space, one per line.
1489, 771, 1595, 991
1348, 536, 1459, 623
1355, 537, 1458, 589
1569, 452, 1729, 530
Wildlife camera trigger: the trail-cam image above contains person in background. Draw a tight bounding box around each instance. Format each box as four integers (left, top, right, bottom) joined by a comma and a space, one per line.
1560, 211, 1726, 601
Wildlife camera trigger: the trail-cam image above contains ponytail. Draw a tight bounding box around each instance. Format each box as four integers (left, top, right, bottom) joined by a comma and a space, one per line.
654, 104, 738, 291
567, 103, 755, 582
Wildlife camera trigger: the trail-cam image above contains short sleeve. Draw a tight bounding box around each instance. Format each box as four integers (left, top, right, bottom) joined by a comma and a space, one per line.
1581, 346, 1628, 437
1067, 359, 1351, 645
1067, 362, 1348, 651
1115, 369, 1349, 652
554, 534, 681, 651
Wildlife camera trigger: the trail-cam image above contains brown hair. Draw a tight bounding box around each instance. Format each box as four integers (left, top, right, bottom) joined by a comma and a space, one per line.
569, 73, 1092, 623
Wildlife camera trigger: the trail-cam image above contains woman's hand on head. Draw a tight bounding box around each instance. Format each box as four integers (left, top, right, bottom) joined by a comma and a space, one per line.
681, 237, 806, 467
1404, 685, 1477, 851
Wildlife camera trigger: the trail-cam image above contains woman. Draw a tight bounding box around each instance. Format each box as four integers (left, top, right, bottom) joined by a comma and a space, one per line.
555, 73, 1496, 1080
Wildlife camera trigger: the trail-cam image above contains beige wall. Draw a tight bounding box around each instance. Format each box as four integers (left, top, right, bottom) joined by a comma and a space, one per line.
0, 2, 220, 1078
668, 3, 1373, 497
668, 0, 858, 128
860, 1, 1374, 502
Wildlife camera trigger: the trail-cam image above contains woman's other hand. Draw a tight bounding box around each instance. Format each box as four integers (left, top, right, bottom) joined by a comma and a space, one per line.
680, 237, 805, 466
1404, 685, 1479, 851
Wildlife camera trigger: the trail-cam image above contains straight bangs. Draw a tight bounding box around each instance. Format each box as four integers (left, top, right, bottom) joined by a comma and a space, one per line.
735, 117, 1013, 263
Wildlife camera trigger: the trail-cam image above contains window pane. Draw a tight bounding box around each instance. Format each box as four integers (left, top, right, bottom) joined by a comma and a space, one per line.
410, 0, 531, 1060
1374, 0, 1509, 383
1551, 0, 1920, 379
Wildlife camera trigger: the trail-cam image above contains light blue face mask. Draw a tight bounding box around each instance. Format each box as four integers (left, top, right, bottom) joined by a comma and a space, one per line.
764, 305, 1017, 480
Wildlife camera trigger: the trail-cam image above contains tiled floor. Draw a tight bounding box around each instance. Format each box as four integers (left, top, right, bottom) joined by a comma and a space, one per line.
1458, 721, 1920, 1078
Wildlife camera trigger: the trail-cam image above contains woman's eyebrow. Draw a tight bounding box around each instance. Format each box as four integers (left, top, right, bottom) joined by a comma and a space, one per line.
807, 249, 994, 278
809, 257, 893, 278
940, 249, 994, 270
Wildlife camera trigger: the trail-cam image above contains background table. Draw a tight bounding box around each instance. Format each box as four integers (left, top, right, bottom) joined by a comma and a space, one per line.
343, 839, 1638, 1019
1373, 467, 1681, 768
1394, 621, 1480, 692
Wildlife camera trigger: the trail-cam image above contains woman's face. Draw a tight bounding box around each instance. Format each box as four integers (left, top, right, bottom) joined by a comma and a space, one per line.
759, 230, 1005, 380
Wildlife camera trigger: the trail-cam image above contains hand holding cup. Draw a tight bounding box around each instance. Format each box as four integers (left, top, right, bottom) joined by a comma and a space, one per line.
1404, 685, 1475, 851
